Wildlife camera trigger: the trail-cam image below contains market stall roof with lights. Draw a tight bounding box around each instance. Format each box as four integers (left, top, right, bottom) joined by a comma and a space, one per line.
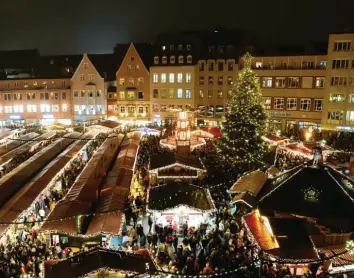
234, 164, 354, 232
243, 211, 320, 262
44, 247, 155, 278
147, 182, 215, 212
149, 152, 205, 172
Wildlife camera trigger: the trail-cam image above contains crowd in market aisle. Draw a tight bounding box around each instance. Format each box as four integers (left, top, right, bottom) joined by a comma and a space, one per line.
274, 148, 308, 171
0, 137, 105, 278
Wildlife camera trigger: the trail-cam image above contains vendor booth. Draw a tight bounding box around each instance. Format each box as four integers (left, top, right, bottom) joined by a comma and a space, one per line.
147, 182, 216, 232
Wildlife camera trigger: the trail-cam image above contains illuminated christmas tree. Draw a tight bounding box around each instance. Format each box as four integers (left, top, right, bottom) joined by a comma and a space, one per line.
218, 53, 268, 168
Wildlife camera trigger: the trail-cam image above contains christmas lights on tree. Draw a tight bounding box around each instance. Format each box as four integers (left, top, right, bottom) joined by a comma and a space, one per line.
218, 52, 268, 168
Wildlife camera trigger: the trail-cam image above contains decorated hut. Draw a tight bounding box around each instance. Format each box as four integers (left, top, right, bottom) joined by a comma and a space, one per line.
147, 182, 215, 231
234, 163, 354, 275
149, 152, 206, 185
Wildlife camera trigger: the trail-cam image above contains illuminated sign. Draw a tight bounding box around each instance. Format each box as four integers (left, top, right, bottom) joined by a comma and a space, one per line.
337, 126, 354, 131
269, 111, 291, 117
9, 115, 21, 120
43, 114, 54, 119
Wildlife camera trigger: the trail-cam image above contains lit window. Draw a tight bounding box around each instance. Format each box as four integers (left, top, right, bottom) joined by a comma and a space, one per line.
108, 105, 113, 112
346, 111, 354, 122
51, 105, 59, 112
288, 77, 299, 88
127, 65, 132, 71
128, 78, 134, 86
315, 77, 325, 88
119, 78, 125, 85
320, 61, 327, 69
199, 90, 204, 98
187, 55, 192, 64
327, 110, 343, 121
217, 90, 223, 99
62, 92, 66, 99
127, 91, 135, 100
135, 65, 139, 71
162, 56, 167, 64
349, 94, 354, 103
300, 98, 311, 111
62, 104, 67, 112
80, 74, 84, 81
138, 106, 144, 114
275, 77, 286, 88
329, 94, 345, 103
153, 104, 159, 112
262, 97, 271, 109
208, 76, 213, 85
262, 77, 273, 88
185, 89, 191, 99
274, 98, 284, 109
228, 62, 234, 71
178, 56, 184, 64
74, 105, 80, 112
27, 105, 37, 113
287, 98, 297, 110
186, 73, 191, 84
153, 74, 158, 84
5, 106, 12, 113
119, 91, 125, 99
177, 89, 183, 99
13, 105, 23, 113
160, 104, 167, 112
256, 62, 263, 69
161, 73, 166, 83
154, 56, 159, 64
40, 104, 50, 113
177, 73, 183, 83
314, 99, 323, 111
208, 90, 213, 98
170, 56, 175, 64
169, 73, 175, 83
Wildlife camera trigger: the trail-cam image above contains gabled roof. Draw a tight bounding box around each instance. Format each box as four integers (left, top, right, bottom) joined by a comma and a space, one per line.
149, 152, 204, 171
114, 42, 153, 70
229, 170, 268, 195
257, 164, 354, 232
147, 182, 215, 212
243, 211, 319, 262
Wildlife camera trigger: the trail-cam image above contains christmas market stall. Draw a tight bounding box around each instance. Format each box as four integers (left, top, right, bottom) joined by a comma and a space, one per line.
41, 136, 123, 245
149, 152, 206, 185
0, 131, 39, 156
86, 133, 141, 244
44, 247, 155, 278
235, 162, 354, 276
262, 134, 290, 146
147, 182, 216, 231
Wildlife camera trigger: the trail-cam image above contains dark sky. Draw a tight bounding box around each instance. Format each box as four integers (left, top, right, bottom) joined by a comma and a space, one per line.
1, 0, 354, 55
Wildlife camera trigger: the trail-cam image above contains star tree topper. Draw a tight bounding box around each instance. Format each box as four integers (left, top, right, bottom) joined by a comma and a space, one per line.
242, 52, 253, 68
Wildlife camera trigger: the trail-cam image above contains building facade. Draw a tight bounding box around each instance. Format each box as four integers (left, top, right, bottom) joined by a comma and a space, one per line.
71, 54, 106, 123
248, 55, 327, 133
115, 43, 151, 125
322, 33, 354, 132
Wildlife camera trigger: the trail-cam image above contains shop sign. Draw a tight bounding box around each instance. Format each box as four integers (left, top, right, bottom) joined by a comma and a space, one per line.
43, 114, 54, 119
269, 111, 291, 117
9, 115, 21, 120
337, 126, 354, 131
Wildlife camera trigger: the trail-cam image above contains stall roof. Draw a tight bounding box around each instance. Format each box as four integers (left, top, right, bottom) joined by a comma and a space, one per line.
0, 132, 39, 157
0, 132, 81, 209
147, 182, 215, 212
229, 170, 267, 195
41, 136, 122, 235
150, 153, 205, 171
44, 247, 155, 278
0, 133, 93, 234
243, 212, 319, 261
86, 133, 141, 235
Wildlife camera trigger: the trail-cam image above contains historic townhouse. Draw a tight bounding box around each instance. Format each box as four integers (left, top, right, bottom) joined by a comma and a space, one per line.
248, 54, 327, 133
114, 42, 152, 124
322, 33, 354, 132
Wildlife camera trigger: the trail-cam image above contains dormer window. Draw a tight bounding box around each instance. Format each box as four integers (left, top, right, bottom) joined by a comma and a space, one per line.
162, 45, 166, 51
162, 56, 167, 64
154, 56, 159, 64
170, 56, 175, 64
187, 44, 191, 50
50, 60, 54, 65
178, 56, 184, 64
178, 45, 183, 51
170, 45, 174, 51
187, 55, 192, 64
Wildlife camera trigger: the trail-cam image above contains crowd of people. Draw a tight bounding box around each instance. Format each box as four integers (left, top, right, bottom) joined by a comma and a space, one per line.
0, 135, 105, 277
274, 147, 309, 171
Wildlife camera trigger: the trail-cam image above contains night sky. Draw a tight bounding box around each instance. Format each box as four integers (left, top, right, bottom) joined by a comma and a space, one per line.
1, 0, 354, 55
